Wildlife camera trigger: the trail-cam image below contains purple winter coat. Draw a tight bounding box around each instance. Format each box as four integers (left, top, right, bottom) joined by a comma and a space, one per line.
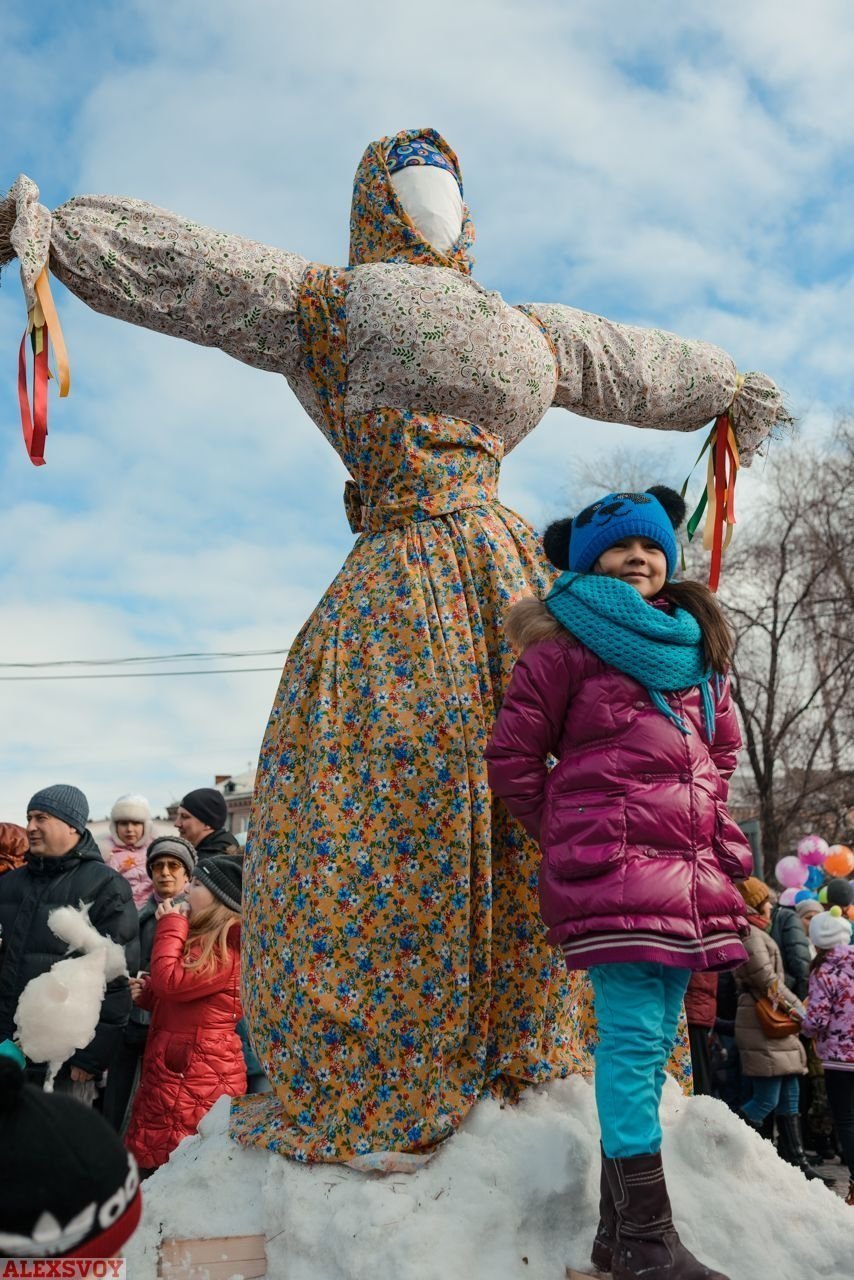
801, 945, 854, 1071
485, 634, 752, 972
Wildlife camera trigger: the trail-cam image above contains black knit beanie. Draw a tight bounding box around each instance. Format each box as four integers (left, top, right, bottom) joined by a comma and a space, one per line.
826, 877, 853, 909
194, 854, 242, 913
180, 787, 227, 831
0, 1040, 141, 1257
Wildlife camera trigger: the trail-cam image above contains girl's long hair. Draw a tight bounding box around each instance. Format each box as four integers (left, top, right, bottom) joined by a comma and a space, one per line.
659, 579, 734, 675
183, 900, 240, 975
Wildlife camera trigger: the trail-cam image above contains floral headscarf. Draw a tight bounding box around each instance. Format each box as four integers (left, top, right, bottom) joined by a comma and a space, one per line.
349, 127, 475, 274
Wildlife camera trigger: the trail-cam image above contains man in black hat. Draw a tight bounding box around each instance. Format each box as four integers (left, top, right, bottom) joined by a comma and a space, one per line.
174, 786, 240, 860
0, 785, 139, 1094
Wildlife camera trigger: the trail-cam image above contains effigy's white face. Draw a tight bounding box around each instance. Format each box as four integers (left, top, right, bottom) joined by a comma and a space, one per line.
390, 166, 463, 254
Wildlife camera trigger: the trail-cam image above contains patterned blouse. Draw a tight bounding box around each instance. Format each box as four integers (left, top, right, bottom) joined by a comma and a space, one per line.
1, 155, 784, 467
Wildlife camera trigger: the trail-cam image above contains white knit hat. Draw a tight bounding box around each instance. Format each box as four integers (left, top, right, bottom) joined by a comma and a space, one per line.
809, 907, 852, 951
109, 794, 152, 843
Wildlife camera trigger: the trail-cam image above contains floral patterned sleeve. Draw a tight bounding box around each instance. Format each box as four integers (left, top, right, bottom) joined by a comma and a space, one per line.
520, 301, 788, 465
1, 175, 311, 377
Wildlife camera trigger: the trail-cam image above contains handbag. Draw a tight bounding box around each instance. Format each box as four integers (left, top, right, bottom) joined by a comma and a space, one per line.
754, 991, 800, 1039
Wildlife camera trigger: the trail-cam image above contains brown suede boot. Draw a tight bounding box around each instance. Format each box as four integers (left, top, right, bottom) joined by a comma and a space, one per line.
590, 1145, 617, 1273
604, 1152, 730, 1280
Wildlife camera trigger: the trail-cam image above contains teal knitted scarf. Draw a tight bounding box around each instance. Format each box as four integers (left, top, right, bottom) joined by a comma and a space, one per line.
544, 572, 716, 741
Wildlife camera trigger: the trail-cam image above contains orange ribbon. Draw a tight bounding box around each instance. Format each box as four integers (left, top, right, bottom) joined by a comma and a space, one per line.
16, 268, 70, 465
684, 413, 740, 591
702, 414, 739, 591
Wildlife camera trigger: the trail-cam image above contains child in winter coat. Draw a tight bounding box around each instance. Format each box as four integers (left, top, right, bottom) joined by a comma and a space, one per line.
486, 486, 751, 1280
801, 907, 854, 1206
124, 854, 246, 1174
102, 794, 154, 909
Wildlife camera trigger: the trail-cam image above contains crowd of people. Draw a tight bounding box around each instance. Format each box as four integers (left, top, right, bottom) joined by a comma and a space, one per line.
0, 784, 257, 1184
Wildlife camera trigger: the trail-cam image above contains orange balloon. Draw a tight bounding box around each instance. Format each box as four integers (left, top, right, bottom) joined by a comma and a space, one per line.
825, 846, 854, 877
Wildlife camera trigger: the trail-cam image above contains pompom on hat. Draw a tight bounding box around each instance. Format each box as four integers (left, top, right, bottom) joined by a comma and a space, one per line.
737, 876, 771, 912
0, 1040, 141, 1258
194, 854, 242, 913
809, 906, 852, 952
27, 784, 89, 835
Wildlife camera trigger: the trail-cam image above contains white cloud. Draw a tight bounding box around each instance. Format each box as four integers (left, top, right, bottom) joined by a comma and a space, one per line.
2, 0, 852, 818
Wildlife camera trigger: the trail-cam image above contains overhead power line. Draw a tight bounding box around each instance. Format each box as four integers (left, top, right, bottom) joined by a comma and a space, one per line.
0, 647, 290, 670
0, 665, 284, 682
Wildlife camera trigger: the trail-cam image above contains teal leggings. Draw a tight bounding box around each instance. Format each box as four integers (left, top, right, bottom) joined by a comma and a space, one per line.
590, 963, 691, 1158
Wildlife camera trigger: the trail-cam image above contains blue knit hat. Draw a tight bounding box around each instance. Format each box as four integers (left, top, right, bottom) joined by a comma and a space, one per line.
27, 785, 89, 834
568, 491, 679, 577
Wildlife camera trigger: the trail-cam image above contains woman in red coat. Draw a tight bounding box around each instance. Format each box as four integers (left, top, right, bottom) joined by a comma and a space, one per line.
125, 855, 246, 1174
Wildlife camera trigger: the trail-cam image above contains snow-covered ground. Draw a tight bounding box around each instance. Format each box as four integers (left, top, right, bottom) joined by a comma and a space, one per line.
126, 1077, 853, 1280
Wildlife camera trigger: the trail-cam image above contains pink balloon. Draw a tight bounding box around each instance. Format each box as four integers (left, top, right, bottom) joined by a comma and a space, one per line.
797, 834, 830, 865
779, 888, 799, 906
775, 855, 809, 888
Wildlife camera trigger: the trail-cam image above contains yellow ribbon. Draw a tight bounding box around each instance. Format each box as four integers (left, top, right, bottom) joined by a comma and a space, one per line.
31, 267, 71, 396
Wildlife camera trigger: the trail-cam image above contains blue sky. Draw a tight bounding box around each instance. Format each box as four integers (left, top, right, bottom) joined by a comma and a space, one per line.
2, 0, 853, 820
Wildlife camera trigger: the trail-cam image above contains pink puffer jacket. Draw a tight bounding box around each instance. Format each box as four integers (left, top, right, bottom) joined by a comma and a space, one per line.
103, 838, 152, 909
485, 635, 752, 972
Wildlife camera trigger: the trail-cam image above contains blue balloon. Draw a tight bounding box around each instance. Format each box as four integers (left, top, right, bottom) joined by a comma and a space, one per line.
794, 889, 816, 903
805, 866, 825, 890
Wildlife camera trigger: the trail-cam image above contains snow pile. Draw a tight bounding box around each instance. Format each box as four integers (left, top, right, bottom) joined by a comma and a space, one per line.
126, 1078, 853, 1280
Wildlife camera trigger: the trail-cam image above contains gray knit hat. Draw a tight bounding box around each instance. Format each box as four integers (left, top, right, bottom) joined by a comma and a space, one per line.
146, 835, 197, 879
27, 785, 89, 834
193, 854, 242, 913
795, 897, 822, 920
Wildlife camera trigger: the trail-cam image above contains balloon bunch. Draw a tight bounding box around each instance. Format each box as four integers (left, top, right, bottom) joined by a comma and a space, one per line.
774, 835, 854, 906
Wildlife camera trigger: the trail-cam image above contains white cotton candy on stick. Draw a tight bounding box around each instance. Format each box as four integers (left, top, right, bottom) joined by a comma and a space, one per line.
14, 948, 107, 1090
47, 903, 128, 979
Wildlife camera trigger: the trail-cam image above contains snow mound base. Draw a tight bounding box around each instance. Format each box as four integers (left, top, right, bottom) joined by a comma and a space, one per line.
125, 1078, 853, 1280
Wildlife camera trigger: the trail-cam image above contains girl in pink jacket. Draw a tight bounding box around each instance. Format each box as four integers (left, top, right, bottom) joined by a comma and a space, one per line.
102, 794, 154, 909
801, 907, 854, 1206
486, 486, 751, 1280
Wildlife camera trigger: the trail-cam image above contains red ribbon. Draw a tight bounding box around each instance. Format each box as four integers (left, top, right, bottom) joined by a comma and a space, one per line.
17, 328, 48, 466
707, 413, 740, 593
708, 416, 728, 591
